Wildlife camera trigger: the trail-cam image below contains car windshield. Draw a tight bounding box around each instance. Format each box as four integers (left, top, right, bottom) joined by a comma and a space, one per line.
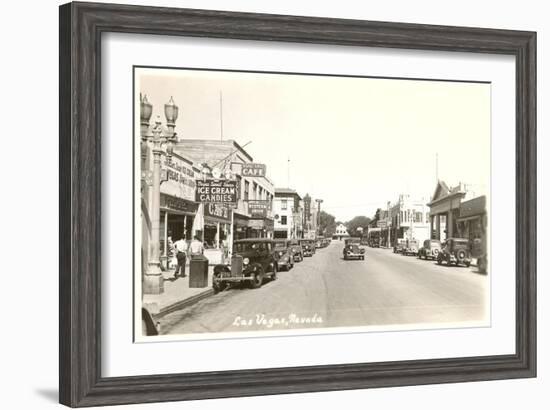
234, 242, 270, 253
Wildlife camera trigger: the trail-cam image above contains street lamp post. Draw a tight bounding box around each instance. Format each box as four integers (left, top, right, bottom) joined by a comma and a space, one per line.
140, 95, 178, 295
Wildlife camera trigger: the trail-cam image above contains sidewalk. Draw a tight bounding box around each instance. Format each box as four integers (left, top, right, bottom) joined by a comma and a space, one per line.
143, 264, 214, 318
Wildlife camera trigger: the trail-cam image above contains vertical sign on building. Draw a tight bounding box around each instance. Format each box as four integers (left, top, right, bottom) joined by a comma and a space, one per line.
303, 194, 311, 223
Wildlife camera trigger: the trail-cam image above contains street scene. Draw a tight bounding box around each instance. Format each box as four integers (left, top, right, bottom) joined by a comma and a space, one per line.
159, 243, 487, 335
137, 67, 490, 339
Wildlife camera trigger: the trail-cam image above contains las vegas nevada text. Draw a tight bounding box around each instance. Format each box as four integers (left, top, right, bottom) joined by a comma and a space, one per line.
137, 67, 490, 340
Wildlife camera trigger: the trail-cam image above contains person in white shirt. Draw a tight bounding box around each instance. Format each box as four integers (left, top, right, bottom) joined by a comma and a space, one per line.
173, 236, 188, 278
188, 235, 204, 258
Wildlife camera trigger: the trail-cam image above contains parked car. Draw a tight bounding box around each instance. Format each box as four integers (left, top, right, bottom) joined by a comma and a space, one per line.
212, 239, 278, 292
437, 238, 472, 267
403, 239, 420, 256
300, 239, 316, 257
418, 239, 442, 260
343, 243, 365, 260
393, 238, 406, 253
273, 239, 294, 271
288, 239, 304, 262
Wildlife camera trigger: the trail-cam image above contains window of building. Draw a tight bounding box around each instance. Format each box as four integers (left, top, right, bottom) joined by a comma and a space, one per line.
281, 199, 288, 210
415, 212, 423, 222
253, 182, 258, 200
244, 180, 249, 201
281, 215, 287, 225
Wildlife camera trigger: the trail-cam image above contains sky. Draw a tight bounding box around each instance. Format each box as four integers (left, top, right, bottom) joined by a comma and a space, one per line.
138, 68, 490, 222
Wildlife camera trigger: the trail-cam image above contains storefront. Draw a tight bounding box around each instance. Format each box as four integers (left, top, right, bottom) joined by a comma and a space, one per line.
203, 203, 232, 261
248, 218, 274, 238
457, 196, 487, 242
158, 153, 198, 269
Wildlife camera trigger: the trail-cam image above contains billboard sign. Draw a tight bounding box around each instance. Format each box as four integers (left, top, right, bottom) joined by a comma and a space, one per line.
195, 179, 238, 204
241, 163, 266, 177
248, 200, 269, 219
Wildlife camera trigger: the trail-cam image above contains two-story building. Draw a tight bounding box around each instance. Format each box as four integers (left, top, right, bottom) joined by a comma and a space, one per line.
389, 194, 431, 247
174, 139, 275, 250
273, 188, 302, 239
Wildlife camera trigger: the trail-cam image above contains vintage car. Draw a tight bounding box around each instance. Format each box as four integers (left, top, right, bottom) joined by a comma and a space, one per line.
403, 239, 420, 256
212, 239, 278, 292
393, 238, 406, 253
343, 243, 365, 260
437, 238, 472, 267
418, 239, 442, 260
288, 239, 304, 262
273, 239, 294, 271
300, 239, 316, 257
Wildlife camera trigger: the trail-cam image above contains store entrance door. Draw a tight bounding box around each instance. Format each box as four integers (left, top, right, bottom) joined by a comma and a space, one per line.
168, 215, 186, 240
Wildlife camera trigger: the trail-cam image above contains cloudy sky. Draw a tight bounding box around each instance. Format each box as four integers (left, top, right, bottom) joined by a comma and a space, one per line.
138, 67, 490, 222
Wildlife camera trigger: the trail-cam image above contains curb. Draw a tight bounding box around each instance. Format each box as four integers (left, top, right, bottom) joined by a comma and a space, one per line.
153, 288, 215, 319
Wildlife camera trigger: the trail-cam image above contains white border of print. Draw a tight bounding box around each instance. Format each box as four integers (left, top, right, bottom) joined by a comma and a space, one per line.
102, 33, 515, 377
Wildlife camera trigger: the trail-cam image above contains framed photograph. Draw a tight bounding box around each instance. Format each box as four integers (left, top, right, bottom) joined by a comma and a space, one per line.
59, 2, 536, 407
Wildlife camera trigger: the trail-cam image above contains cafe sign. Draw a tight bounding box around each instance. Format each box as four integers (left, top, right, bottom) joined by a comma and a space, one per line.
241, 163, 266, 177
195, 179, 238, 204
204, 203, 232, 223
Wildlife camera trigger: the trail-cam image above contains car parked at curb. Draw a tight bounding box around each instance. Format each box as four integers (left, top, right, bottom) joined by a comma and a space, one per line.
212, 239, 278, 293
273, 239, 294, 271
393, 238, 406, 253
288, 239, 304, 262
299, 239, 316, 257
403, 239, 420, 256
418, 239, 442, 260
437, 238, 472, 267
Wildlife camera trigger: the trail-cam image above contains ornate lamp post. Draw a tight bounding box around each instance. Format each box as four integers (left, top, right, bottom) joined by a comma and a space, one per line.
140, 95, 178, 294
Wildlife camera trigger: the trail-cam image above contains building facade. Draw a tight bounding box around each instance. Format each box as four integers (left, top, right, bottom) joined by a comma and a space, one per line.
174, 139, 275, 247
273, 188, 302, 239
389, 194, 430, 247
334, 223, 350, 240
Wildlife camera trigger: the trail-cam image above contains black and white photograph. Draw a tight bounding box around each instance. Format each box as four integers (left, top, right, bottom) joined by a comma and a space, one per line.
136, 66, 490, 340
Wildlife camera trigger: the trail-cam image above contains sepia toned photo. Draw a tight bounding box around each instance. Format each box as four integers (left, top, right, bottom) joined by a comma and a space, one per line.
135, 66, 490, 341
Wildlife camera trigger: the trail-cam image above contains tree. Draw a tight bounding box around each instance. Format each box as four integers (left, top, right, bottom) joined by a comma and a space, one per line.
345, 216, 372, 237
319, 211, 337, 237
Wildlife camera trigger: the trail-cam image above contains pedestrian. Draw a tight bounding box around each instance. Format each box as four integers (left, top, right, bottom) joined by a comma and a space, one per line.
189, 235, 204, 259
173, 235, 188, 279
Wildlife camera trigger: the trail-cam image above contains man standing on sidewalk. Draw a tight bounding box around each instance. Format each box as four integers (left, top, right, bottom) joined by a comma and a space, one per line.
173, 235, 188, 279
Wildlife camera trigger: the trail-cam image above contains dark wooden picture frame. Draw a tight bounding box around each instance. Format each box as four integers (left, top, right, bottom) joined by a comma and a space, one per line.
59, 2, 536, 407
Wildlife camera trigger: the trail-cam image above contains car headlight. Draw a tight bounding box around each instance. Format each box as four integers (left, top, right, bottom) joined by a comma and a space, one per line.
243, 257, 249, 265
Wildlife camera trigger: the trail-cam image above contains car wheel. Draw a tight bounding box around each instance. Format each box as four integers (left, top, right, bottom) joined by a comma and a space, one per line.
249, 267, 264, 289
213, 274, 227, 294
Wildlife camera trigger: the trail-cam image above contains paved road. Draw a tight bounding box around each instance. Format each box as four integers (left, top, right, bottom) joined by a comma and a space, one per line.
159, 241, 488, 335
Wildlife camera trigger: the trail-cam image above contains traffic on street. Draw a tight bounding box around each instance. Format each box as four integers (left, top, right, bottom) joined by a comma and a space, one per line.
158, 239, 487, 335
